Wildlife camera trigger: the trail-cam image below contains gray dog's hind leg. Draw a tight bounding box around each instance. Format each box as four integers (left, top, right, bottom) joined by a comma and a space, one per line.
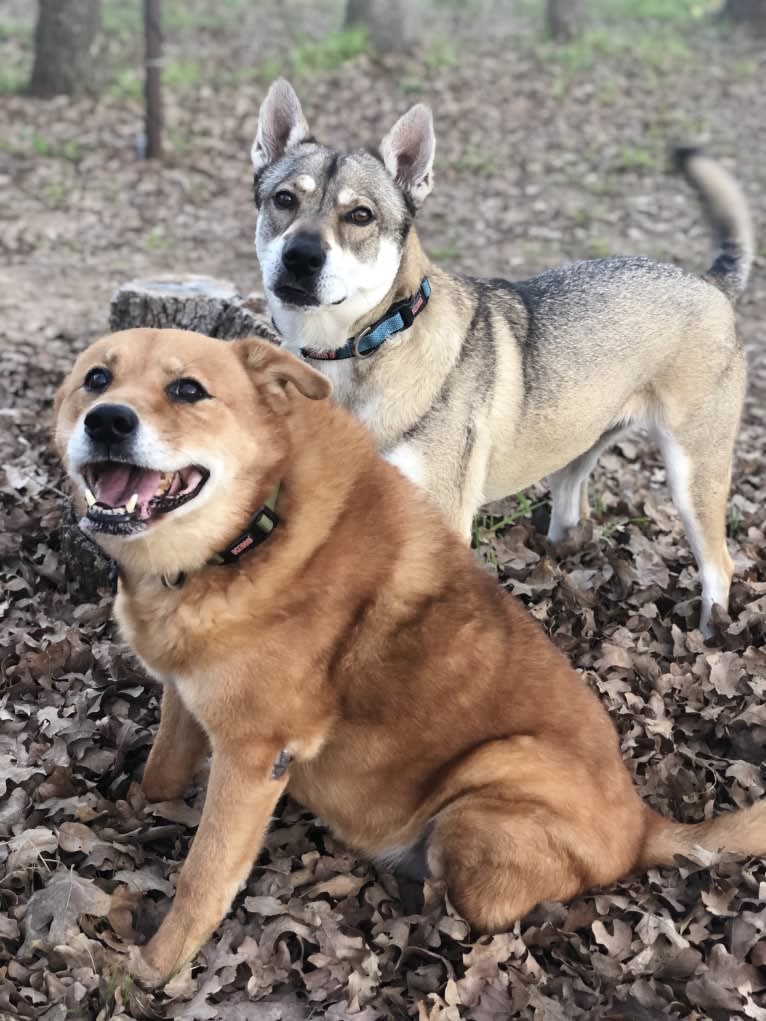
547, 425, 628, 543
652, 384, 744, 637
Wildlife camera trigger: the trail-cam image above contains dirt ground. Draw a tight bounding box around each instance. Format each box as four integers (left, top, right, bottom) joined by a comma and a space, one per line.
1, 1, 765, 1019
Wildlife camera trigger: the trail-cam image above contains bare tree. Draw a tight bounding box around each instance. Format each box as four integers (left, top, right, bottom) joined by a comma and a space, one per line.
27, 0, 102, 97
345, 0, 413, 54
720, 0, 766, 30
546, 0, 585, 41
144, 0, 163, 159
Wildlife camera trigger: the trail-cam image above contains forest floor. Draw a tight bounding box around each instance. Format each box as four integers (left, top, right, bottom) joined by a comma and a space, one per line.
1, 1, 765, 1019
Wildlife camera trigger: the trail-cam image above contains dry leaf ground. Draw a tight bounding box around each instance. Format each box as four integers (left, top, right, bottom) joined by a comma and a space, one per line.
1, 2, 765, 1018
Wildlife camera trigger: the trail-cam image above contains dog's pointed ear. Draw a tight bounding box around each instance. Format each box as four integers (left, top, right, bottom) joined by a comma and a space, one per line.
239, 340, 332, 408
251, 79, 310, 175
380, 104, 435, 208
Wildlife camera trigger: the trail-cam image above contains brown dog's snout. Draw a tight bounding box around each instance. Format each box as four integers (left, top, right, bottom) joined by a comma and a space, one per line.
84, 403, 139, 446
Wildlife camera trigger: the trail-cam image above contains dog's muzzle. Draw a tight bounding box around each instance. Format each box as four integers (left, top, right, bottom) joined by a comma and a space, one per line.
275, 233, 325, 307
75, 408, 210, 535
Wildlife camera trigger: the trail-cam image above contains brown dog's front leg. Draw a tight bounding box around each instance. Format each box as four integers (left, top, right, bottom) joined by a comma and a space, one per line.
142, 682, 209, 802
139, 742, 287, 980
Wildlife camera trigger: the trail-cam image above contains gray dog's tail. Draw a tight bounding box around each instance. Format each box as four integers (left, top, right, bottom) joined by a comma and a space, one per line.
674, 146, 754, 301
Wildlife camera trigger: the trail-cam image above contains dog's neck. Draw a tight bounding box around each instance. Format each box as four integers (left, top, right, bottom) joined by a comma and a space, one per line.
272, 229, 432, 358
350, 229, 432, 339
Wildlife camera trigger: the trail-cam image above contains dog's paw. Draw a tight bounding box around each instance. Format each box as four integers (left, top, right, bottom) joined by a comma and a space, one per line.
125, 944, 168, 990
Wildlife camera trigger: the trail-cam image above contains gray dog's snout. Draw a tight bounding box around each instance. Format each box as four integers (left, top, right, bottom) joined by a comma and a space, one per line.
84, 403, 139, 447
282, 233, 325, 280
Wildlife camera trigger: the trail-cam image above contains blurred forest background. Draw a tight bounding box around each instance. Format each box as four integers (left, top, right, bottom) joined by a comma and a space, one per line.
2, 0, 765, 347
2, 2, 766, 1020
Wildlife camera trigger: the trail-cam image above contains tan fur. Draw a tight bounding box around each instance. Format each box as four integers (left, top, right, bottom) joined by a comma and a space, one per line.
55, 329, 766, 984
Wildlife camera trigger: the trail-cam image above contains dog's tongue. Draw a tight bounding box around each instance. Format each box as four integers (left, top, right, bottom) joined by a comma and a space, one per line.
93, 465, 162, 508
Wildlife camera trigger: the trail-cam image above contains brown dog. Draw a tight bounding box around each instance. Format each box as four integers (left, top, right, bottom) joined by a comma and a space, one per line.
54, 328, 766, 984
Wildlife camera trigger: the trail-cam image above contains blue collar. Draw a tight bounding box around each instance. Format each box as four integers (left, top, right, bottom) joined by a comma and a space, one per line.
300, 277, 431, 361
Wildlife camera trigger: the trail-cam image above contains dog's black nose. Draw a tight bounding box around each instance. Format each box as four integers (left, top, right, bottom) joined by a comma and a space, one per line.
282, 234, 325, 280
84, 404, 138, 445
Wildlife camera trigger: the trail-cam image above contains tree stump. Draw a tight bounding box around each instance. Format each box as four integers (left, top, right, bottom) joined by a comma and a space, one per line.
108, 275, 278, 341
63, 276, 278, 601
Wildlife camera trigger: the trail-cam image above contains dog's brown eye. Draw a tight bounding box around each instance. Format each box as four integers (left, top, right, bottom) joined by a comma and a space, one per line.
167, 378, 210, 403
274, 190, 296, 210
83, 366, 112, 392
347, 206, 373, 226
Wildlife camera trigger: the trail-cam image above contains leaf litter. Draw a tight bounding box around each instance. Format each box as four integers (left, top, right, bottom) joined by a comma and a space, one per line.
1, 1, 765, 1018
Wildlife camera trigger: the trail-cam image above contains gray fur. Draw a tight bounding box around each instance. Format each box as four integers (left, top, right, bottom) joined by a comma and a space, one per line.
251, 80, 754, 637
674, 147, 754, 299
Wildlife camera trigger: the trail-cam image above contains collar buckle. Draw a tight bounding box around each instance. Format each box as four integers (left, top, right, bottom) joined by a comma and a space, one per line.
353, 325, 376, 358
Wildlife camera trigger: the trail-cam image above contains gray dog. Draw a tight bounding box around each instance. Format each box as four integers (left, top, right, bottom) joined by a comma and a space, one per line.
252, 79, 753, 636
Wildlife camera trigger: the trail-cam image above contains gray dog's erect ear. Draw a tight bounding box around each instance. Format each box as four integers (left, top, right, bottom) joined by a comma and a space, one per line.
380, 104, 435, 207
251, 79, 310, 174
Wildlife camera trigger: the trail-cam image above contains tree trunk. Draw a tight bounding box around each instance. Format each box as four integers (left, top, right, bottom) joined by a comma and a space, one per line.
63, 277, 277, 602
27, 0, 102, 98
143, 0, 163, 160
546, 0, 585, 41
721, 0, 766, 30
345, 0, 413, 54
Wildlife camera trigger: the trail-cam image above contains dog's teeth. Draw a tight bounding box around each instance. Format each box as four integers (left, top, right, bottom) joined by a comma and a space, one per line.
126, 493, 138, 514
84, 488, 96, 507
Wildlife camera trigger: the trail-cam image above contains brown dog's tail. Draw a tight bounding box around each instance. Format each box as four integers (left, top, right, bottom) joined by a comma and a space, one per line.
639, 800, 766, 869
674, 146, 754, 302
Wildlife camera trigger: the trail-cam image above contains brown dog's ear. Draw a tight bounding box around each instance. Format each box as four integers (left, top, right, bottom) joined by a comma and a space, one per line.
238, 339, 332, 404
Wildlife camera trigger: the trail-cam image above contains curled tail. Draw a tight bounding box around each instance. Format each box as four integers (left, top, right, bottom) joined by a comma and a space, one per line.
674, 146, 754, 301
639, 799, 766, 870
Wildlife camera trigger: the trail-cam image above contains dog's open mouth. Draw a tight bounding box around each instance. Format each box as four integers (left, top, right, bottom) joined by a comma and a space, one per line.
80, 461, 209, 534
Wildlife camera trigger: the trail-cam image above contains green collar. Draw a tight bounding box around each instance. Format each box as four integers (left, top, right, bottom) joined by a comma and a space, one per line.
206, 483, 281, 566
160, 483, 281, 589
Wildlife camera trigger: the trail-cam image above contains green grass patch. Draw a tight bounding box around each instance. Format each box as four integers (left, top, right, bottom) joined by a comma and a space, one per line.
398, 74, 425, 95
453, 145, 497, 176
144, 227, 178, 254
430, 244, 460, 262
102, 1, 141, 39
587, 239, 613, 259
163, 59, 206, 89
242, 27, 369, 87
424, 38, 458, 70
41, 181, 69, 208
287, 26, 369, 76
726, 503, 743, 539
614, 144, 658, 172
475, 494, 546, 536
29, 134, 81, 161
0, 20, 28, 42
601, 514, 653, 541
31, 133, 53, 157
594, 0, 718, 23
529, 0, 707, 85
0, 68, 25, 94
108, 67, 142, 101
103, 0, 239, 38
733, 57, 759, 80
